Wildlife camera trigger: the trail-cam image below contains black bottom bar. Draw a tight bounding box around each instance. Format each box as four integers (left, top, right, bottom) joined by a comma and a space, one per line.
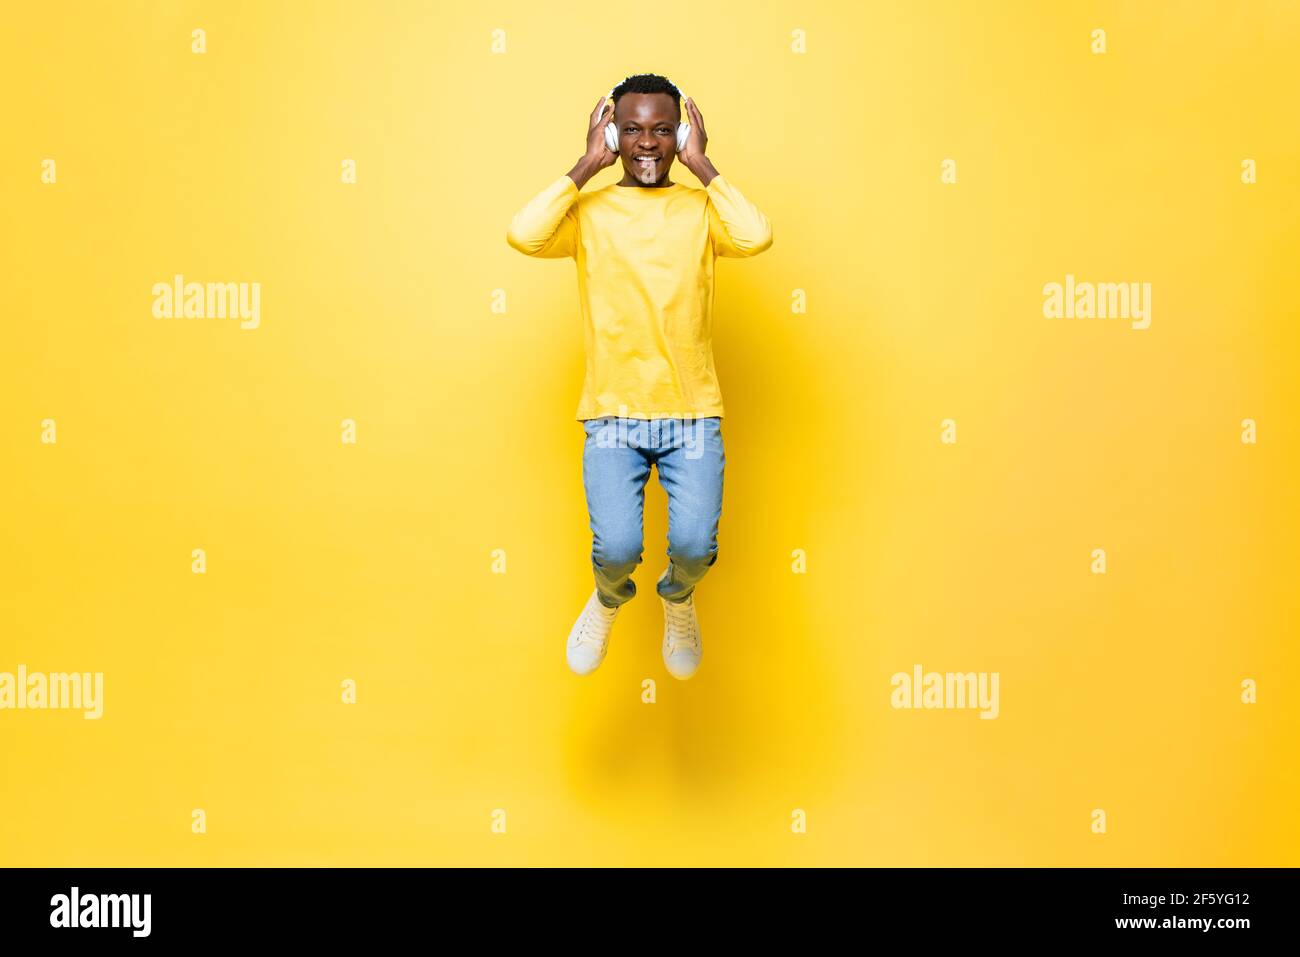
0, 867, 1288, 943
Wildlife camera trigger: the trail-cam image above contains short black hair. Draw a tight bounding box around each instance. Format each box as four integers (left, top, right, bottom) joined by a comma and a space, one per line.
611, 73, 682, 115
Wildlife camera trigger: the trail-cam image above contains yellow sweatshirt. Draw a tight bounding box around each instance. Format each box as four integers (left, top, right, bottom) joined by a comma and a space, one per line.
506, 172, 772, 421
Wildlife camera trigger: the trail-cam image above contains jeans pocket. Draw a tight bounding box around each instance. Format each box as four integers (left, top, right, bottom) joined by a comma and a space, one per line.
583, 418, 606, 434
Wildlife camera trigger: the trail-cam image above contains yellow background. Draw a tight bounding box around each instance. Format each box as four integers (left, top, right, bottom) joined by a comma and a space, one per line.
2, 0, 1297, 866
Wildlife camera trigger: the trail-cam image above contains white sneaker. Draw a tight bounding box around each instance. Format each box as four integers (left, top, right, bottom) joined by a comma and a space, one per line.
661, 593, 702, 680
566, 590, 621, 675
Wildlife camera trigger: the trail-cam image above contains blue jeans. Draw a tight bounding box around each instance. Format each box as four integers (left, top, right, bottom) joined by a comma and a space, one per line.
581, 416, 725, 608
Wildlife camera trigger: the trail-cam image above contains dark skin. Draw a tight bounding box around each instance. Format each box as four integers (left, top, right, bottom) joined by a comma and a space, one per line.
566, 91, 720, 191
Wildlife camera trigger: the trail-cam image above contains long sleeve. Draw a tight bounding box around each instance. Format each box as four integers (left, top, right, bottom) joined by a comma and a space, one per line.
706, 174, 773, 258
506, 175, 580, 258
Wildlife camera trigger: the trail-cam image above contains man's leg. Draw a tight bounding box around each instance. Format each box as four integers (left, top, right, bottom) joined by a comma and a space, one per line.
654, 417, 725, 603
582, 417, 652, 608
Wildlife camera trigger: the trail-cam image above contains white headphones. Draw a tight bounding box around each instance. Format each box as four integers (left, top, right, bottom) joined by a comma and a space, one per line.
603, 77, 690, 154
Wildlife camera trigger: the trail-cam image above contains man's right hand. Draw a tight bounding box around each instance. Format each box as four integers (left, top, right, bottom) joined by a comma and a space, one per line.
586, 96, 620, 167
567, 96, 619, 189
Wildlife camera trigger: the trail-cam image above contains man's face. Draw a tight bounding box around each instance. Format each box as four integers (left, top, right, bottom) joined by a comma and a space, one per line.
612, 92, 680, 185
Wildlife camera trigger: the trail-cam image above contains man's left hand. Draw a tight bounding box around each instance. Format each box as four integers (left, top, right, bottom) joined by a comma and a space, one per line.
677, 97, 718, 186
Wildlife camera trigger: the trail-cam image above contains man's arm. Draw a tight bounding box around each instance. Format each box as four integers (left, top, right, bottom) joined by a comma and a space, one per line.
704, 174, 773, 258
566, 152, 610, 191
505, 98, 620, 258
676, 97, 773, 258
506, 176, 580, 258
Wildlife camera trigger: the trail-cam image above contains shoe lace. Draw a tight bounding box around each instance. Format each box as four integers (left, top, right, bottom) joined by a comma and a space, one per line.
577, 602, 616, 647
664, 598, 699, 654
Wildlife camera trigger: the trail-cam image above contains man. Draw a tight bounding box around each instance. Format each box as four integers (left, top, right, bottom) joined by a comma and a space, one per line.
506, 73, 772, 680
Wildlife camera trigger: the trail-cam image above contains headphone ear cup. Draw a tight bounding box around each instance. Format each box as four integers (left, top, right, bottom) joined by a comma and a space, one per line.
676, 122, 690, 152
604, 120, 619, 153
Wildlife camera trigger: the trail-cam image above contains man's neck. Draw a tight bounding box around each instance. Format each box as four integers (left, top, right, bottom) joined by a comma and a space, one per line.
615, 177, 674, 188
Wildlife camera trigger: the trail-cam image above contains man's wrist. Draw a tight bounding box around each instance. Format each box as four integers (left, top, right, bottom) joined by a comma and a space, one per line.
567, 154, 604, 190
683, 155, 719, 187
